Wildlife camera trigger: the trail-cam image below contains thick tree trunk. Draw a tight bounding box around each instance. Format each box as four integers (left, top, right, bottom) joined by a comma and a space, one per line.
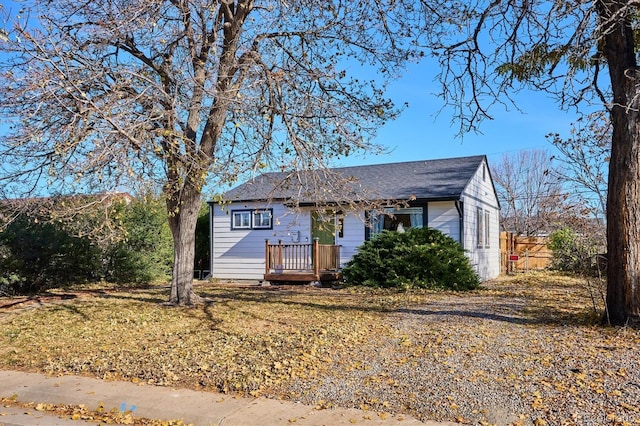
599, 0, 640, 325
606, 108, 640, 325
167, 187, 202, 306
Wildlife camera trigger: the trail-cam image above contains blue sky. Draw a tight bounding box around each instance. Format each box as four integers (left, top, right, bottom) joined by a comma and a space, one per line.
0, 55, 582, 198
336, 59, 580, 170
0, 0, 585, 190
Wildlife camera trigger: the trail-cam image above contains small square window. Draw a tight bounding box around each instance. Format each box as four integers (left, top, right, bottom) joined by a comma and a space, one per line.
231, 211, 251, 229
253, 210, 273, 229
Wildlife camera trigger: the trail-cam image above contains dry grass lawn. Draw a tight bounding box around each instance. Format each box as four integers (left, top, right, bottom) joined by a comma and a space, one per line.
1, 272, 639, 425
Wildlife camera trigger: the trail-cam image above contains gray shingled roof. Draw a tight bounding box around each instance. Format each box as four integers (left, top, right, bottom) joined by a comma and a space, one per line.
223, 155, 486, 203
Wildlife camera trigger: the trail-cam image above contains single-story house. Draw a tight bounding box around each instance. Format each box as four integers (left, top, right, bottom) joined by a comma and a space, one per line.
208, 155, 500, 282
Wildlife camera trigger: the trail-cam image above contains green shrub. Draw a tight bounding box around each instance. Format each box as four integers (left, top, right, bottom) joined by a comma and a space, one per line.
342, 227, 479, 290
0, 271, 25, 296
548, 227, 601, 275
0, 195, 173, 294
0, 216, 102, 293
104, 196, 173, 284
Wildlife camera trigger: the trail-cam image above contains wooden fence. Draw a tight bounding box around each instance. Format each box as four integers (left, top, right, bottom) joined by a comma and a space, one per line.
500, 231, 552, 274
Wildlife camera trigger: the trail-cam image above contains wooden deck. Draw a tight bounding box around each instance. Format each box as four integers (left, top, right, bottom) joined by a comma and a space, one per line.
264, 239, 342, 284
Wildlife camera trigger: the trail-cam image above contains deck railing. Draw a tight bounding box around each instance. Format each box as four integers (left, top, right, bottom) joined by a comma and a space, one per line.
265, 238, 341, 278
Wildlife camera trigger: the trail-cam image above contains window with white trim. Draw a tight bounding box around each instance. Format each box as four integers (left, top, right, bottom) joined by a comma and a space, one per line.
252, 210, 273, 229
369, 207, 423, 237
231, 210, 251, 229
484, 210, 491, 248
476, 207, 484, 248
231, 209, 273, 230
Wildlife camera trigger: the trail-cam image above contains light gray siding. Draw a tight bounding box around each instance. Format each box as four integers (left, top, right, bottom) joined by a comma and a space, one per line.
335, 212, 366, 266
211, 204, 366, 279
210, 156, 501, 282
427, 201, 461, 243
460, 160, 501, 281
211, 202, 312, 280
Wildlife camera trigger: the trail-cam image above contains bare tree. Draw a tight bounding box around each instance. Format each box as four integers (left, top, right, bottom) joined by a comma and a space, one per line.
0, 1, 425, 305
493, 150, 566, 236
549, 111, 610, 222
422, 0, 640, 325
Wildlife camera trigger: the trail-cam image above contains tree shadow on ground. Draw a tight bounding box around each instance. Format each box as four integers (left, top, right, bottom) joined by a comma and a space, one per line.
198, 286, 393, 315
0, 293, 79, 311
395, 298, 602, 327
2, 278, 603, 329
46, 302, 90, 320
396, 305, 531, 325
199, 283, 603, 327
92, 291, 168, 305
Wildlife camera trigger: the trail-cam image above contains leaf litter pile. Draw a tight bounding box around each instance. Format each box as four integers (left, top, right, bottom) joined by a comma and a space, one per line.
1, 272, 639, 425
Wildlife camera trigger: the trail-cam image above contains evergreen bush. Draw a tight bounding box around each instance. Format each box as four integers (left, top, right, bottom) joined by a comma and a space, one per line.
103, 196, 173, 284
0, 195, 173, 294
342, 227, 479, 290
0, 216, 102, 293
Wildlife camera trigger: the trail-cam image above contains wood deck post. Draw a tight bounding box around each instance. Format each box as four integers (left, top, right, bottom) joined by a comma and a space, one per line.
278, 239, 283, 271
265, 239, 270, 275
312, 238, 319, 280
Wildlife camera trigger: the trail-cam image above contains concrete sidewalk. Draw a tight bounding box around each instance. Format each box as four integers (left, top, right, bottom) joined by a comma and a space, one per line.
0, 370, 457, 426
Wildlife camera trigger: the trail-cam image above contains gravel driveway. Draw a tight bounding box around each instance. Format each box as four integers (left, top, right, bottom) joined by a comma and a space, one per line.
275, 276, 640, 425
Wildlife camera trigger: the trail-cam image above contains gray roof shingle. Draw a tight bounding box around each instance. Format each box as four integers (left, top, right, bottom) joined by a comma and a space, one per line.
222, 155, 486, 203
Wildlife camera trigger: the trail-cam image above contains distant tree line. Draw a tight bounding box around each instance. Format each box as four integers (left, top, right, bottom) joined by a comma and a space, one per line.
0, 196, 210, 295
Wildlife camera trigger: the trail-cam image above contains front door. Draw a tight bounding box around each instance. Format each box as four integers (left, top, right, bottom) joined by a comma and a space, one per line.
311, 210, 335, 245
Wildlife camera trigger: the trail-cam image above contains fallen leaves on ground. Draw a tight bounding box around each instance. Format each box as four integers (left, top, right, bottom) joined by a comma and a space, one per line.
0, 396, 190, 425
0, 284, 391, 396
1, 273, 639, 425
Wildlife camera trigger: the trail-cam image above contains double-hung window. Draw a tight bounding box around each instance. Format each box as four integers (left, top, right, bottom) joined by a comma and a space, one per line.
231, 209, 273, 230
476, 207, 484, 248
476, 208, 491, 249
252, 210, 273, 229
484, 210, 491, 248
231, 210, 252, 230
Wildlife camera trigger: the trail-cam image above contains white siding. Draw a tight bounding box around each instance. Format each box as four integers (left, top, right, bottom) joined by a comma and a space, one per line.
211, 159, 501, 282
335, 212, 366, 266
211, 204, 367, 280
460, 160, 501, 281
211, 202, 312, 280
427, 201, 460, 243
